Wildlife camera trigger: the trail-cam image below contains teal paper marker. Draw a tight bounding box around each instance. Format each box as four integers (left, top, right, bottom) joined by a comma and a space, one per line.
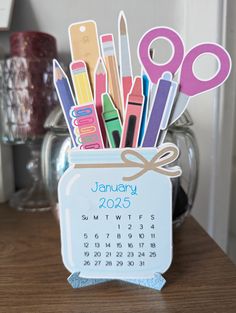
102, 93, 122, 148
138, 72, 150, 145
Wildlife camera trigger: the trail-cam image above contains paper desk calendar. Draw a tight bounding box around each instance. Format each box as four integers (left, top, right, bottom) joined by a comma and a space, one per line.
59, 145, 181, 290
55, 11, 231, 291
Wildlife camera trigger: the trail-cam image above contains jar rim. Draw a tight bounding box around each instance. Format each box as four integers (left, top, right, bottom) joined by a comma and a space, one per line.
69, 147, 159, 165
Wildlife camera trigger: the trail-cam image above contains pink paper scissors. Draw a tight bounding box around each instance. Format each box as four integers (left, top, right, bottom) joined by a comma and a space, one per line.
138, 27, 231, 125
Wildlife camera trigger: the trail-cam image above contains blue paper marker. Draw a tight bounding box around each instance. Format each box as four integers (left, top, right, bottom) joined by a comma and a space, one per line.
157, 79, 178, 145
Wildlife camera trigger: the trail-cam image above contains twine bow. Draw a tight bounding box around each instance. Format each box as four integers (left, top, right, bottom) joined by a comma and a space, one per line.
121, 145, 181, 181
74, 144, 182, 182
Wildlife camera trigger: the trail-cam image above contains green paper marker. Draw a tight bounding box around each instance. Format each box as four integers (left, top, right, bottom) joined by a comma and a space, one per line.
102, 93, 122, 148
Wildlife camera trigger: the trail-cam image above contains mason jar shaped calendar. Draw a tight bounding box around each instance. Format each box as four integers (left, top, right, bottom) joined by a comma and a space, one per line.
58, 144, 181, 287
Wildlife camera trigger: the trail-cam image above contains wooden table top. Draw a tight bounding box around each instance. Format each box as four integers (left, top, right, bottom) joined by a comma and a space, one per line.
0, 204, 236, 313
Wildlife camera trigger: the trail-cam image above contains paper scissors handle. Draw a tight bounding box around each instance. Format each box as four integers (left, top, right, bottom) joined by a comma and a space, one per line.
180, 43, 231, 96
138, 27, 184, 84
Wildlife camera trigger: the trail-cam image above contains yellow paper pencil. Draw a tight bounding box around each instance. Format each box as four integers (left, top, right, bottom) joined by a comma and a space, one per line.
70, 60, 93, 105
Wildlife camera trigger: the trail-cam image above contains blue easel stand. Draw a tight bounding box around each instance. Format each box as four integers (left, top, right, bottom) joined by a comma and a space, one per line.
68, 272, 166, 291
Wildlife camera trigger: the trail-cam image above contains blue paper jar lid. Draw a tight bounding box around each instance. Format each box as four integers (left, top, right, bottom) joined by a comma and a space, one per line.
69, 147, 158, 165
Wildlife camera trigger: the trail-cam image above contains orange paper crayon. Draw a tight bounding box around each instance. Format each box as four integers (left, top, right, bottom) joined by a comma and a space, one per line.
120, 76, 144, 148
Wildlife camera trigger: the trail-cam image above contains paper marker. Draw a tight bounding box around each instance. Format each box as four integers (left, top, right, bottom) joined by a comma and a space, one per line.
53, 59, 79, 147
138, 72, 150, 145
160, 80, 178, 130
120, 77, 144, 148
102, 93, 122, 148
142, 72, 173, 147
94, 58, 107, 143
100, 34, 124, 120
118, 11, 133, 108
156, 79, 179, 145
70, 60, 93, 105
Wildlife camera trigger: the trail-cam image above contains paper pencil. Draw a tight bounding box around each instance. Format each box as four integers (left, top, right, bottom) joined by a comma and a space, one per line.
120, 77, 144, 148
53, 59, 79, 147
100, 34, 124, 120
94, 58, 107, 143
70, 60, 104, 149
102, 93, 122, 148
70, 60, 93, 105
118, 11, 133, 108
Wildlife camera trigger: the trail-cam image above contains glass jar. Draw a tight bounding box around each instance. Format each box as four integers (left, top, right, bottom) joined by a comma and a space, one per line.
0, 57, 57, 143
0, 57, 57, 211
41, 107, 199, 226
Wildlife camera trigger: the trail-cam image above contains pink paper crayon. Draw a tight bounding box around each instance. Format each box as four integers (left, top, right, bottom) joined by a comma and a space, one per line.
120, 76, 144, 148
94, 58, 107, 143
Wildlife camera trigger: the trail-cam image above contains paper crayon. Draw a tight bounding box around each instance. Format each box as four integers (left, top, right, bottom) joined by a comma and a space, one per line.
102, 93, 122, 148
100, 34, 124, 120
53, 59, 80, 147
118, 11, 133, 108
70, 60, 93, 105
94, 58, 107, 143
120, 77, 144, 148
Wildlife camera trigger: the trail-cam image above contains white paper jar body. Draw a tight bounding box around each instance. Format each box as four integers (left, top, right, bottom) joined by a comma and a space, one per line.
58, 147, 177, 280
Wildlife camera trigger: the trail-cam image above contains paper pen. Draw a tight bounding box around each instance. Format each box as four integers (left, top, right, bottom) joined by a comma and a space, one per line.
157, 79, 178, 145
120, 76, 144, 148
102, 93, 122, 148
142, 72, 173, 147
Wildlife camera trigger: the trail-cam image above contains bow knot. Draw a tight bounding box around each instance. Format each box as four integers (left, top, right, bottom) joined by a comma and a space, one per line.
121, 144, 181, 181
